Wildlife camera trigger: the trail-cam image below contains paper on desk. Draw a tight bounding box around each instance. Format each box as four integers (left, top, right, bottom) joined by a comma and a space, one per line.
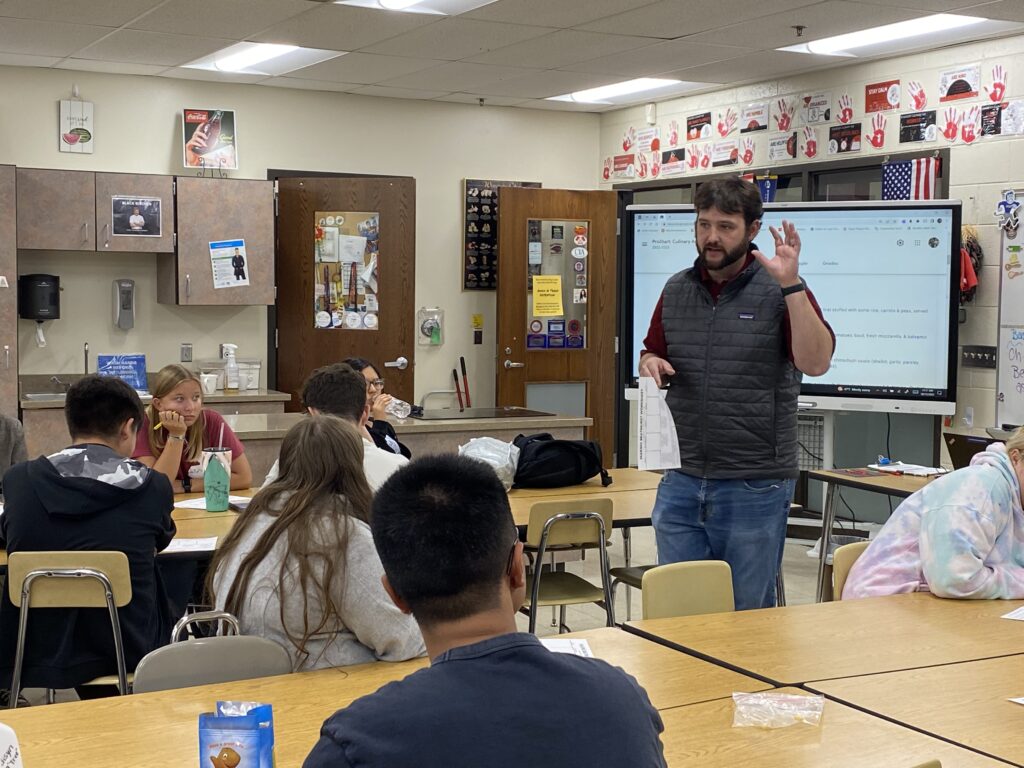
174, 496, 249, 510
866, 462, 946, 477
1010, 697, 1024, 706
540, 638, 594, 657
163, 537, 218, 553
1000, 606, 1024, 621
638, 377, 680, 471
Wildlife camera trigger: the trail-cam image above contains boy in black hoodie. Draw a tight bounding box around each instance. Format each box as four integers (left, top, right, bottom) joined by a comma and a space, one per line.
0, 376, 176, 697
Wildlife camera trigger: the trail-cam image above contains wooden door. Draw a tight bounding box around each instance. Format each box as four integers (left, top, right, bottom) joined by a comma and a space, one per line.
275, 177, 416, 412
497, 187, 618, 463
16, 169, 95, 250
162, 177, 274, 305
0, 166, 16, 416
94, 172, 175, 253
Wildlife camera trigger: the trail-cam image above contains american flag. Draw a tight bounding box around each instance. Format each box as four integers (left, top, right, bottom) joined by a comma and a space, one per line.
882, 157, 937, 200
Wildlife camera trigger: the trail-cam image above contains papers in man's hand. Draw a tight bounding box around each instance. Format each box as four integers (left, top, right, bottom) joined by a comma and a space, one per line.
637, 377, 680, 471
163, 537, 218, 554
1001, 606, 1024, 621
174, 496, 249, 510
866, 462, 947, 477
540, 638, 594, 657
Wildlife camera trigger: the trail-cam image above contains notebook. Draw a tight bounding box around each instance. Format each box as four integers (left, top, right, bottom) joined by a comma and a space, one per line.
942, 433, 994, 470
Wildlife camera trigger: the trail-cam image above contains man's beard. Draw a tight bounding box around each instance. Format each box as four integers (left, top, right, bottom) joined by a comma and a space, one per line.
697, 239, 749, 272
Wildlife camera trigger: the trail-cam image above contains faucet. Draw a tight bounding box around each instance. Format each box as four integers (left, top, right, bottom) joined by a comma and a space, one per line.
84, 342, 89, 374
50, 376, 69, 393
419, 389, 457, 409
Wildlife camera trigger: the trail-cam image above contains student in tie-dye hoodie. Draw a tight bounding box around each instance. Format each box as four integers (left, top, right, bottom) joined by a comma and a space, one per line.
843, 427, 1024, 600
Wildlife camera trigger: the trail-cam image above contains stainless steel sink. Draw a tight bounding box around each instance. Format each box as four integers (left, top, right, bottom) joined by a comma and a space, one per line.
23, 393, 67, 401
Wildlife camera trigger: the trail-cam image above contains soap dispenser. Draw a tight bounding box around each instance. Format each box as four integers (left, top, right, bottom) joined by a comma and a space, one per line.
222, 343, 240, 392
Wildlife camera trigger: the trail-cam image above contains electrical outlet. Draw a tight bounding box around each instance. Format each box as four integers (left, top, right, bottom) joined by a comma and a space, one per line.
180, 343, 193, 363
961, 345, 996, 369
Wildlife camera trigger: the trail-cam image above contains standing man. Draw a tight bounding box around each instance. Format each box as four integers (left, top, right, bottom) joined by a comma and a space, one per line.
231, 247, 246, 281
640, 178, 834, 610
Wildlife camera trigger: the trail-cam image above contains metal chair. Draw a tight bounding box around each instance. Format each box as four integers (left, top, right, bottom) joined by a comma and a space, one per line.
7, 551, 132, 707
132, 634, 292, 694
832, 541, 870, 601
640, 561, 735, 620
521, 497, 615, 634
170, 609, 241, 643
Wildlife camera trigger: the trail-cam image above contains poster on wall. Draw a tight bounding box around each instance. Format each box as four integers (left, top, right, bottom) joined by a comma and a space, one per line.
982, 101, 1024, 136
111, 196, 161, 237
182, 108, 238, 169
828, 123, 862, 154
612, 154, 635, 179
865, 79, 901, 112
463, 179, 540, 291
801, 91, 832, 124
660, 147, 686, 176
768, 133, 797, 161
740, 103, 768, 132
313, 212, 379, 327
711, 140, 738, 167
938, 64, 980, 102
59, 99, 94, 154
636, 127, 660, 153
899, 111, 937, 143
686, 112, 712, 140
209, 238, 250, 290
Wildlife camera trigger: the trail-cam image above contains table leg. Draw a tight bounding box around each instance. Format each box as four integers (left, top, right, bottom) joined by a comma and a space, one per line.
816, 482, 838, 602
622, 527, 633, 619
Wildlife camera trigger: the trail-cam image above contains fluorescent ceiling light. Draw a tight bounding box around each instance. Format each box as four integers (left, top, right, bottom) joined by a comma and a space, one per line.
548, 78, 682, 104
335, 0, 497, 15
184, 43, 345, 76
779, 13, 986, 56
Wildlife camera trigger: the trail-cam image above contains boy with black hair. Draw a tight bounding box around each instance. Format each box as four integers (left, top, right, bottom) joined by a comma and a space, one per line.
262, 363, 406, 490
0, 375, 176, 695
303, 454, 667, 768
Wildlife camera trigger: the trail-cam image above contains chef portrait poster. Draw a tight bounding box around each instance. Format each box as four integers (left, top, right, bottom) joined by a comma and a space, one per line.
938, 65, 980, 102
112, 196, 161, 237
182, 108, 238, 169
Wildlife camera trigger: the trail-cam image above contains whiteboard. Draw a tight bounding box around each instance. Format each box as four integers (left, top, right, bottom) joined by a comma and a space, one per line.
996, 204, 1024, 427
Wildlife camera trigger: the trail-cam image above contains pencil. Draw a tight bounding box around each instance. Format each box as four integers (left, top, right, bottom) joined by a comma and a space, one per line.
154, 422, 163, 430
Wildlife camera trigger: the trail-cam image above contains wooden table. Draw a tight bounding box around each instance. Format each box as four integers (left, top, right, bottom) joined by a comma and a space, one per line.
807, 468, 936, 601
0, 627, 765, 766
509, 467, 661, 497
808, 655, 1024, 766
658, 687, 1008, 768
627, 592, 1024, 685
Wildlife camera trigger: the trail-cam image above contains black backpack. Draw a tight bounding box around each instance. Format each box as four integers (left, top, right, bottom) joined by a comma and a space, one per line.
512, 433, 613, 489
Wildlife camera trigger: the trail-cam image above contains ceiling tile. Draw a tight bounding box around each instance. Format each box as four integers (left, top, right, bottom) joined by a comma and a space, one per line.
463, 68, 623, 98
518, 97, 612, 111
463, 0, 660, 28
361, 18, 555, 60
0, 18, 112, 57
664, 49, 848, 85
128, 0, 316, 39
957, 0, 1024, 22
578, 0, 823, 38
0, 0, 165, 27
261, 76, 362, 93
289, 52, 444, 85
861, 0, 992, 9
683, 1, 924, 49
379, 61, 540, 91
434, 92, 530, 106
158, 67, 270, 84
249, 4, 439, 51
464, 29, 656, 68
350, 83, 453, 99
74, 29, 235, 66
55, 58, 167, 76
561, 38, 750, 77
0, 52, 61, 67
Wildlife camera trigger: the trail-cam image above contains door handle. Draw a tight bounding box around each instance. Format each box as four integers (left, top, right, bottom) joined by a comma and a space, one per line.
384, 356, 409, 370
82, 221, 89, 243
103, 223, 109, 248
185, 274, 191, 299
3, 345, 8, 370
504, 360, 525, 369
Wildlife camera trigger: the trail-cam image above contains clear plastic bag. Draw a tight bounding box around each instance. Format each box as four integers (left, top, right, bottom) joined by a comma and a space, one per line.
731, 692, 824, 728
459, 437, 521, 490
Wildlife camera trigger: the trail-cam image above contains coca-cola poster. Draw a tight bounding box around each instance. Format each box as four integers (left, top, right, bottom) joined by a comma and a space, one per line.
182, 108, 238, 169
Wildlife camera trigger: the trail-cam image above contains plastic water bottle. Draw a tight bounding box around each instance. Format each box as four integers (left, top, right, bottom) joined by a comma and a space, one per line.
202, 448, 231, 512
384, 398, 412, 419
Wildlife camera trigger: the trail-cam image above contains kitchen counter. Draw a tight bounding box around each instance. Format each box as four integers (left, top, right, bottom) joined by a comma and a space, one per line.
19, 388, 291, 410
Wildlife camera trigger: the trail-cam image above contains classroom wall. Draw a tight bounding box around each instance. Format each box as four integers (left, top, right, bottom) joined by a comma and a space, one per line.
2, 65, 600, 402
599, 33, 1024, 441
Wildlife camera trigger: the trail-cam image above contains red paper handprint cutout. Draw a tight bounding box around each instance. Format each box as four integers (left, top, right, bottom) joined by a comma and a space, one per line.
802, 126, 817, 158
961, 105, 979, 144
650, 152, 661, 178
774, 99, 795, 132
602, 158, 611, 180
985, 65, 1007, 103
740, 137, 755, 165
668, 120, 679, 147
868, 112, 886, 148
907, 81, 927, 111
717, 107, 737, 137
838, 93, 853, 124
942, 107, 961, 142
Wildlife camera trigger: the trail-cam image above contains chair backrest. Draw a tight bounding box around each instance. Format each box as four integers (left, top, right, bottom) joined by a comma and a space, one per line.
525, 497, 614, 548
909, 761, 941, 768
641, 561, 735, 620
7, 551, 132, 608
132, 635, 293, 694
171, 610, 241, 644
832, 541, 870, 601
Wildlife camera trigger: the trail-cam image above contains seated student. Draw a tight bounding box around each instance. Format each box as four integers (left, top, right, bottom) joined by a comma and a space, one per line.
0, 415, 27, 480
262, 363, 407, 490
304, 455, 667, 768
210, 415, 424, 671
343, 357, 411, 459
0, 376, 176, 697
844, 427, 1024, 600
134, 364, 252, 493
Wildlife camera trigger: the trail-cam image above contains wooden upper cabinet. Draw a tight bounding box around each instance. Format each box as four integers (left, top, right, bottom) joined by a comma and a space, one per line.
16, 169, 95, 250
94, 172, 175, 253
0, 166, 17, 416
160, 177, 274, 306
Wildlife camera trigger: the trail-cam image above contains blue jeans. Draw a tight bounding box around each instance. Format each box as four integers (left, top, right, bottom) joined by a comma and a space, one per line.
651, 470, 795, 611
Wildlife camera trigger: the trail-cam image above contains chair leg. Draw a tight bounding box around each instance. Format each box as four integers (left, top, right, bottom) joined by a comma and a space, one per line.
775, 566, 787, 607
46, 688, 55, 705
625, 583, 632, 621
558, 605, 567, 634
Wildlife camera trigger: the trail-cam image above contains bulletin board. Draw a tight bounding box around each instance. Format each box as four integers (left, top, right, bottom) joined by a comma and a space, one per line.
996, 189, 1024, 428
463, 178, 540, 291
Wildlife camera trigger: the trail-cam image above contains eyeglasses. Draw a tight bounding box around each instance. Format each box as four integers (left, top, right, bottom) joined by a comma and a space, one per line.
368, 378, 385, 390
506, 528, 521, 575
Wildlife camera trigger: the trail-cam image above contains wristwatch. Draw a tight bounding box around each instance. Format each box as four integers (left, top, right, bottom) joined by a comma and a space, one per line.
181, 476, 192, 493
781, 283, 805, 296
